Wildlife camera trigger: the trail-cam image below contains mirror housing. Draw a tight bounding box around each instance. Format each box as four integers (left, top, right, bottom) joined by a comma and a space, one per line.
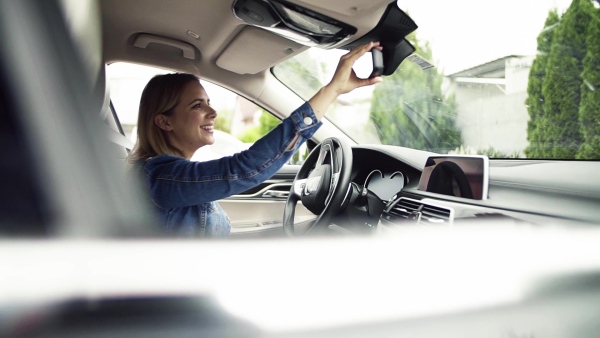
343, 2, 418, 75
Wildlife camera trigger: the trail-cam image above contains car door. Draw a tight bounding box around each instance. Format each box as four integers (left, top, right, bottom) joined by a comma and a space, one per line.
220, 163, 315, 239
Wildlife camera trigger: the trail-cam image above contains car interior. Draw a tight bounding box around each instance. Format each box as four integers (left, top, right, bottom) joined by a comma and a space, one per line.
99, 0, 600, 238
2, 0, 600, 336
100, 0, 426, 238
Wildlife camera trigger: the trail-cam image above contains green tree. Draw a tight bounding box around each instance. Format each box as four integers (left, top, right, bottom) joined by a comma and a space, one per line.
540, 0, 593, 158
257, 109, 281, 136
237, 110, 309, 164
577, 5, 600, 158
214, 108, 233, 134
524, 10, 560, 158
369, 34, 461, 153
236, 109, 280, 143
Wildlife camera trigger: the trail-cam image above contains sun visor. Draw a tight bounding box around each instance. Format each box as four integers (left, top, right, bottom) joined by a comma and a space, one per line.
216, 26, 308, 74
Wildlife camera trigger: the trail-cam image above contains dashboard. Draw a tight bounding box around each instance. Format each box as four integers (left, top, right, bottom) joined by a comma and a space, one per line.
350, 145, 600, 229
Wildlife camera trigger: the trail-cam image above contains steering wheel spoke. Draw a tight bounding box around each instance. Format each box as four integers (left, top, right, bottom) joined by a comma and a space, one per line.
324, 172, 339, 205
315, 140, 332, 167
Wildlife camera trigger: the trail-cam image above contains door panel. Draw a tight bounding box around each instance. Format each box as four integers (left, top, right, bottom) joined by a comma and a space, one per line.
220, 165, 314, 239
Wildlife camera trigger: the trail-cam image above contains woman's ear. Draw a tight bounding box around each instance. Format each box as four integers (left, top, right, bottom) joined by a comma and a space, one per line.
154, 114, 173, 131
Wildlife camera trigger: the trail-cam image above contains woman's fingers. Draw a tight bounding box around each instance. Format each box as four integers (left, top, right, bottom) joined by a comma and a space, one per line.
342, 41, 380, 63
327, 41, 383, 94
352, 70, 383, 88
308, 42, 383, 118
341, 41, 383, 79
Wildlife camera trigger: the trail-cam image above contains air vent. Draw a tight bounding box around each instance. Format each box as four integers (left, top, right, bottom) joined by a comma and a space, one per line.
383, 197, 453, 224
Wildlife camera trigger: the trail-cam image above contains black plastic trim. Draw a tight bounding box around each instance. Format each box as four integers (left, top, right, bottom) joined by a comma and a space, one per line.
342, 2, 418, 75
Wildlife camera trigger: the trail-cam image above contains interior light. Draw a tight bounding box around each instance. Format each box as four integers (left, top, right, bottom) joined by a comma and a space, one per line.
232, 0, 356, 46
279, 6, 342, 35
263, 26, 314, 43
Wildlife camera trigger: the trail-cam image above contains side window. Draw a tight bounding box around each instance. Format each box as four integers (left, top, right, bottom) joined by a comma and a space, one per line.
106, 62, 285, 162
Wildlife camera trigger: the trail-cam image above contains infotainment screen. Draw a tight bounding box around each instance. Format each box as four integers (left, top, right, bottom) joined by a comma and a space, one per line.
418, 155, 489, 200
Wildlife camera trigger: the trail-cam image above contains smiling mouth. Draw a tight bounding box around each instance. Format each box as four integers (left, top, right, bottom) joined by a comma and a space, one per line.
200, 125, 214, 131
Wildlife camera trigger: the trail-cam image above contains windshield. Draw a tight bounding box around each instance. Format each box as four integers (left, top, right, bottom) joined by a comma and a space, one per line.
273, 0, 599, 159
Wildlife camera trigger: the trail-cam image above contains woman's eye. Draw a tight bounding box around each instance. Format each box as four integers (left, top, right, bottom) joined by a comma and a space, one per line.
193, 103, 202, 109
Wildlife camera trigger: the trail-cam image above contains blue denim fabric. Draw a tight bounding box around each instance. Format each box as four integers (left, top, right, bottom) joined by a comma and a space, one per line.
139, 102, 321, 237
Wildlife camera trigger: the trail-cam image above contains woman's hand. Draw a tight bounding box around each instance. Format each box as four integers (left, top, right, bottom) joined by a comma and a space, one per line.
308, 41, 383, 120
326, 41, 383, 95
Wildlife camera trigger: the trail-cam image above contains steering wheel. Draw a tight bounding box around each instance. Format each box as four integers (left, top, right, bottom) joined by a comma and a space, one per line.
283, 137, 353, 236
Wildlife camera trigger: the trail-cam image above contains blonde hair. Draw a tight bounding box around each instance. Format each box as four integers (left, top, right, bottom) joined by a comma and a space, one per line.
128, 73, 200, 163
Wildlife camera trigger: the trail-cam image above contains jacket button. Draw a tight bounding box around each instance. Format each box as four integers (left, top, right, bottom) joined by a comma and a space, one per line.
303, 116, 313, 125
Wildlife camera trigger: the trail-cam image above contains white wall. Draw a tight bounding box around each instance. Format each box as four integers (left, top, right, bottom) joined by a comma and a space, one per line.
450, 57, 532, 156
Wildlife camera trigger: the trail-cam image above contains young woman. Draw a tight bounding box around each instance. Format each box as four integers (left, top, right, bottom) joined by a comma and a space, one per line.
129, 42, 382, 237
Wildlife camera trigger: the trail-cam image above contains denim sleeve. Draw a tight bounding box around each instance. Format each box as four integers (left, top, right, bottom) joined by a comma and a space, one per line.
144, 102, 322, 209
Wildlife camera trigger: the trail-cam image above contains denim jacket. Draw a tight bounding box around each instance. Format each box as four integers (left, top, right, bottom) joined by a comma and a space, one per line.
138, 102, 321, 237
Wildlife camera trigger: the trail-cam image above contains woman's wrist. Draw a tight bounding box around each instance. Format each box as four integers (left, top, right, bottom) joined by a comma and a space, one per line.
323, 82, 345, 96
308, 85, 340, 120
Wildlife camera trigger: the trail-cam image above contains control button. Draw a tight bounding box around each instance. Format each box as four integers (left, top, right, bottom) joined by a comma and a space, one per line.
248, 10, 264, 22
303, 116, 313, 125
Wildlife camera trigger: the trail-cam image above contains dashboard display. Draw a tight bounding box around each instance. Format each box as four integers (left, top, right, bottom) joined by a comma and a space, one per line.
365, 170, 405, 201
418, 155, 489, 200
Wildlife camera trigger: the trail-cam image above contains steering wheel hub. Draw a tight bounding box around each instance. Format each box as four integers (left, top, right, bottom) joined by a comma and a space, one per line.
301, 164, 331, 214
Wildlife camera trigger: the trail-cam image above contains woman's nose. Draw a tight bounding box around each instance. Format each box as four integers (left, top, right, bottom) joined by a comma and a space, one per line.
208, 106, 217, 118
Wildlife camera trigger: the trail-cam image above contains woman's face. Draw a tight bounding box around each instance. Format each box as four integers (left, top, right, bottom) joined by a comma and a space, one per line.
161, 81, 217, 159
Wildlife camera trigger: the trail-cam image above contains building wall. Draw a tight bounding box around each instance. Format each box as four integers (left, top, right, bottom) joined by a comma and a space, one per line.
450, 57, 533, 156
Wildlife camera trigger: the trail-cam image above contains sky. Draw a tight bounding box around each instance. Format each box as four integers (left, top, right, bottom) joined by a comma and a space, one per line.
397, 0, 573, 74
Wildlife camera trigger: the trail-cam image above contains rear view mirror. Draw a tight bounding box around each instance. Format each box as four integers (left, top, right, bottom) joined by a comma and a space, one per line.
370, 48, 384, 78
342, 2, 418, 76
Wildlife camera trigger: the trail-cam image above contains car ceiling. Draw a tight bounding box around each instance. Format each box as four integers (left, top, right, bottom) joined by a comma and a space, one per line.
100, 0, 393, 85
